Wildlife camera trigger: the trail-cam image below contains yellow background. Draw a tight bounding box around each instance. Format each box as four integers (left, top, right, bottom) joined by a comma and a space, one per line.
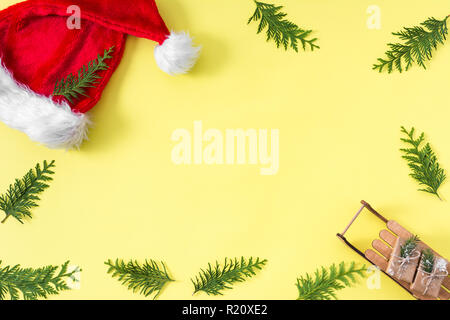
1, 0, 449, 300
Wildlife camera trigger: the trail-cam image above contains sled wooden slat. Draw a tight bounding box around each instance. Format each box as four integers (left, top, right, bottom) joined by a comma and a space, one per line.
380, 229, 397, 246
337, 200, 449, 300
372, 239, 391, 259
444, 276, 450, 290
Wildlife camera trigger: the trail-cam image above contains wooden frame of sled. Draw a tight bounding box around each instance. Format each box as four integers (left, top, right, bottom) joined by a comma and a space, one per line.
337, 200, 450, 300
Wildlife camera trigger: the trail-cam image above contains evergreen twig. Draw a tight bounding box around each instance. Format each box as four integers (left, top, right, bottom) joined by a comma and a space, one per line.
105, 259, 174, 299
53, 46, 114, 103
0, 260, 79, 300
400, 127, 446, 200
296, 262, 366, 300
421, 249, 435, 273
400, 235, 420, 258
248, 1, 319, 52
373, 16, 448, 73
0, 160, 55, 224
192, 257, 267, 296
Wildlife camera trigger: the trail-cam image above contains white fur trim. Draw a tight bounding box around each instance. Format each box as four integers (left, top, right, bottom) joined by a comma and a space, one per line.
154, 31, 200, 75
0, 61, 90, 149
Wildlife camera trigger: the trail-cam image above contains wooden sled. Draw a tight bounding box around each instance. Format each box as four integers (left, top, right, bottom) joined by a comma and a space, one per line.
337, 200, 450, 300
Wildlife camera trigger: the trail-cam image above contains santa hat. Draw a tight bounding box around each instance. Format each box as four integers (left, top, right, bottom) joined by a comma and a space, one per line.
0, 0, 200, 149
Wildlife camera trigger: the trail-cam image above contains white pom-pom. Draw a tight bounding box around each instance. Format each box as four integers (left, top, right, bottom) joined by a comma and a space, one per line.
436, 258, 448, 272
0, 60, 90, 149
154, 31, 200, 75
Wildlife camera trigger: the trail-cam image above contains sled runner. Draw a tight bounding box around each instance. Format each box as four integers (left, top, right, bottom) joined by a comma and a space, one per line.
337, 200, 450, 300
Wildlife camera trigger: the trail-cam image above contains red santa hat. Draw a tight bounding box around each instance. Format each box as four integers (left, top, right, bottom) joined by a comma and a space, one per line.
0, 0, 200, 149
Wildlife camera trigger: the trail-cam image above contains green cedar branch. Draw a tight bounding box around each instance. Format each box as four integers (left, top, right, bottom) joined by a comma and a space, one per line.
0, 160, 56, 224
105, 259, 174, 299
0, 260, 79, 300
53, 46, 114, 103
296, 262, 366, 300
421, 249, 435, 273
248, 1, 319, 52
373, 16, 448, 73
192, 257, 267, 296
400, 235, 420, 258
400, 127, 446, 200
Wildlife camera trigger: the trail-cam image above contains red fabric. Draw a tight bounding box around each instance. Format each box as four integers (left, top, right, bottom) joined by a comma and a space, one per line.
0, 0, 170, 113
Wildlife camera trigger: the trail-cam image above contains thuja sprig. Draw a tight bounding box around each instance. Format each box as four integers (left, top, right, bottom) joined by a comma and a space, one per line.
105, 259, 174, 299
400, 235, 420, 258
373, 16, 448, 73
248, 1, 319, 52
0, 160, 55, 224
53, 46, 114, 103
0, 260, 79, 300
400, 127, 446, 200
296, 262, 366, 300
421, 249, 435, 273
192, 257, 267, 296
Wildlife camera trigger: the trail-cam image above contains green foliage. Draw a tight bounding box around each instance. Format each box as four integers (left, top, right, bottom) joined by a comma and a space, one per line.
421, 249, 435, 273
192, 257, 267, 296
0, 160, 55, 224
373, 17, 448, 73
105, 259, 174, 299
0, 260, 79, 300
400, 127, 446, 200
248, 1, 319, 52
296, 262, 366, 300
53, 46, 114, 103
400, 235, 420, 258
